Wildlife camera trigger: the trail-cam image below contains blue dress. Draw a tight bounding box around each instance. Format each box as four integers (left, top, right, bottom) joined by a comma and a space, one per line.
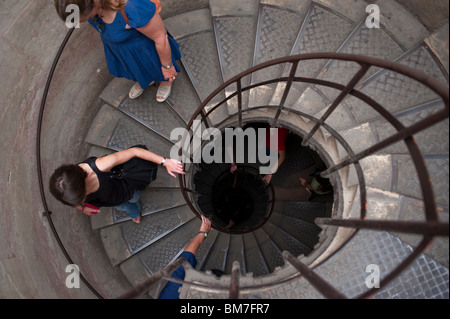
88, 0, 181, 89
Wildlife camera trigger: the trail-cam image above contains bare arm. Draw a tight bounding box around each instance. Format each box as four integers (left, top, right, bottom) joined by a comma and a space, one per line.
277, 150, 286, 169
184, 216, 212, 255
95, 147, 184, 178
262, 150, 286, 184
136, 12, 177, 82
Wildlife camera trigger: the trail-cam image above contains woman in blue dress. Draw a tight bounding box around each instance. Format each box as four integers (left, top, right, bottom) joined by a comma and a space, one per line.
55, 0, 181, 102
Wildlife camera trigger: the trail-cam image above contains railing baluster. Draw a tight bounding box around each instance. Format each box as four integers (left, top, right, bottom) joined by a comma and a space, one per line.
118, 257, 189, 299
282, 251, 347, 299
315, 218, 449, 236
321, 108, 449, 177
237, 79, 243, 128
229, 261, 241, 299
302, 63, 371, 146
273, 61, 299, 126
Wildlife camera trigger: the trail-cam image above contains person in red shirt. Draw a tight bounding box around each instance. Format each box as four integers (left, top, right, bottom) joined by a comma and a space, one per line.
262, 126, 290, 184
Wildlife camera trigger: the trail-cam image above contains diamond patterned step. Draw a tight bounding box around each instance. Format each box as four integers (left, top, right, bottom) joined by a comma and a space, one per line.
425, 22, 450, 74
165, 62, 203, 123
268, 212, 323, 250
262, 221, 313, 258
316, 19, 404, 103
248, 0, 310, 108
338, 45, 449, 131
84, 0, 448, 300
164, 8, 229, 126
243, 232, 270, 277
343, 185, 448, 268
211, 0, 259, 113
118, 86, 186, 141
201, 232, 230, 272
345, 152, 449, 208
180, 229, 449, 299
253, 227, 284, 272
86, 105, 179, 188
100, 205, 195, 266
270, 3, 356, 107
224, 235, 246, 275
91, 188, 187, 230
334, 100, 449, 162
311, 229, 449, 299
119, 217, 201, 298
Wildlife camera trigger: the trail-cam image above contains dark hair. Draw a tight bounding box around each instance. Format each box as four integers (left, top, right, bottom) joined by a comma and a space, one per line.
49, 165, 88, 207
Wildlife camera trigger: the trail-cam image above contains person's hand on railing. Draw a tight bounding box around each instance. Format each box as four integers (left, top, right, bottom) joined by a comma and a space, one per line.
199, 215, 212, 234
163, 158, 185, 178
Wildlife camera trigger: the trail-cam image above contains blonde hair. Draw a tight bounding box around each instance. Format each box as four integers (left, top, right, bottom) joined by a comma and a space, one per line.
103, 0, 127, 11
54, 0, 127, 21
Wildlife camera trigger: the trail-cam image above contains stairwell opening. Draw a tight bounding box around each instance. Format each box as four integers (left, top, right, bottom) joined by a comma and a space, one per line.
192, 122, 334, 240
210, 166, 271, 233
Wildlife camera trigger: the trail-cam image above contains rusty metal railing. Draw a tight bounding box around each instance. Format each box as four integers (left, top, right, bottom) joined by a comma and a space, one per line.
175, 52, 449, 299
37, 27, 448, 299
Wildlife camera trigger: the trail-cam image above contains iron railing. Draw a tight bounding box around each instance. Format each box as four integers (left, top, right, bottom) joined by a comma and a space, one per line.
37, 26, 449, 298
176, 52, 449, 299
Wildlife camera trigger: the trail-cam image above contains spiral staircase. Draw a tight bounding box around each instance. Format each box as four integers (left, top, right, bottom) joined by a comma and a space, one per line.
40, 0, 449, 299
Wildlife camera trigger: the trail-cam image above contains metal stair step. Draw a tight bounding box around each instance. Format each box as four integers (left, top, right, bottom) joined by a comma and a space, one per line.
340, 45, 449, 131
83, 0, 448, 299
315, 18, 404, 103
224, 235, 246, 275
86, 105, 179, 188
311, 229, 449, 299
165, 62, 203, 124
262, 221, 313, 257
165, 8, 229, 126
119, 217, 200, 298
211, 0, 259, 112
274, 201, 329, 224
269, 211, 323, 250
425, 22, 450, 73
248, 0, 310, 108
91, 188, 187, 230
270, 3, 357, 107
253, 228, 284, 273
243, 232, 270, 277
333, 102, 449, 165
118, 85, 187, 141
201, 232, 230, 273
100, 206, 195, 266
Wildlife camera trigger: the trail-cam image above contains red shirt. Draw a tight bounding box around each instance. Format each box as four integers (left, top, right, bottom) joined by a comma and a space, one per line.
266, 127, 290, 151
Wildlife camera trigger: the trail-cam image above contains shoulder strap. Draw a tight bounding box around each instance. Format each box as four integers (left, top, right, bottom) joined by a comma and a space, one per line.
84, 157, 103, 175
120, 7, 129, 25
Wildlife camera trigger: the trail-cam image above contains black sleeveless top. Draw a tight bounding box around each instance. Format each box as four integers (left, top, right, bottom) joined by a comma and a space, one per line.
82, 157, 134, 208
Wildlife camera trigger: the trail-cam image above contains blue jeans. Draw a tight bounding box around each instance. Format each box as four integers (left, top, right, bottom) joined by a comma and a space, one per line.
158, 251, 197, 299
114, 190, 142, 219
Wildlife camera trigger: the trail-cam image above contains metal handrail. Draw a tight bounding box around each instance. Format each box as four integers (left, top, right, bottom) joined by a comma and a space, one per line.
36, 27, 104, 299
36, 27, 449, 299
177, 52, 449, 298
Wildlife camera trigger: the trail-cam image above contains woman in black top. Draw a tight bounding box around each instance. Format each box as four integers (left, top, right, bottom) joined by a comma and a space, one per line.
49, 146, 184, 223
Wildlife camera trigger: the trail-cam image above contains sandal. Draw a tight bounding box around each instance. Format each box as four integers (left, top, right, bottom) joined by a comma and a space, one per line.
129, 81, 155, 99
156, 83, 172, 103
